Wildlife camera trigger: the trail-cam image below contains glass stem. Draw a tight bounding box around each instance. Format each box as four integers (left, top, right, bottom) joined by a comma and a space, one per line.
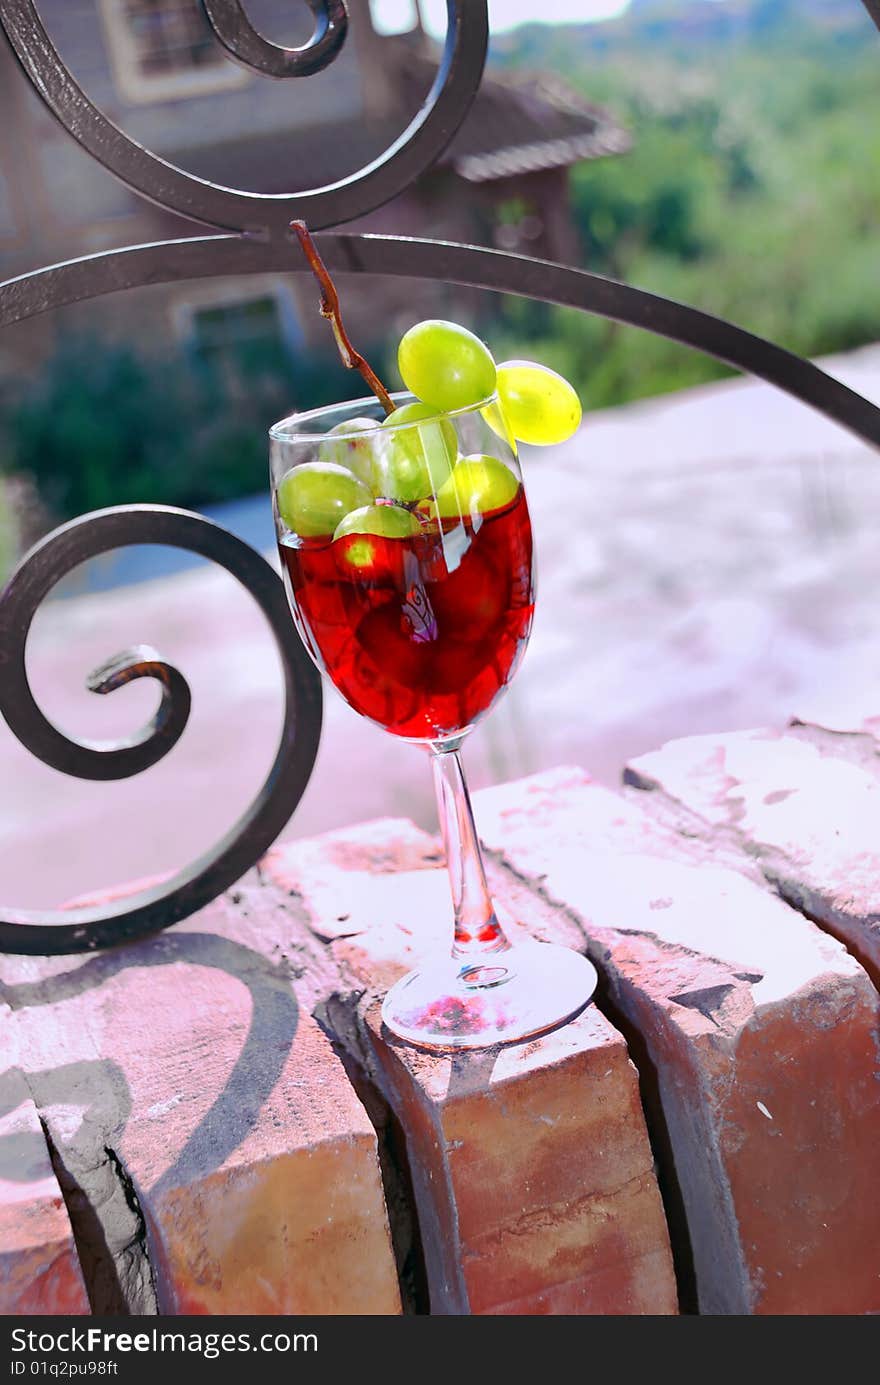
430, 742, 511, 959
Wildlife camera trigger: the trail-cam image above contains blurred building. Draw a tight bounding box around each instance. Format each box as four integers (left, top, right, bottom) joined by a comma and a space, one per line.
0, 0, 627, 390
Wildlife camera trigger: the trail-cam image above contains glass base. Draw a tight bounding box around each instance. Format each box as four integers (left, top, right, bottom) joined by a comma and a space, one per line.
380, 940, 598, 1051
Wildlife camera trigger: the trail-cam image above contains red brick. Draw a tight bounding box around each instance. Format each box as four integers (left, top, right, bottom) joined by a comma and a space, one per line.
474, 766, 880, 1315
266, 820, 678, 1316
0, 888, 401, 1316
0, 1012, 89, 1315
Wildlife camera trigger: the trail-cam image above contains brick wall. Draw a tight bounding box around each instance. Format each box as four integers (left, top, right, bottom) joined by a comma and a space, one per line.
1, 717, 877, 1314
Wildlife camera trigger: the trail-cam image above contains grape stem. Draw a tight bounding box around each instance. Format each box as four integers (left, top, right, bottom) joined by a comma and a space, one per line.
290, 221, 395, 416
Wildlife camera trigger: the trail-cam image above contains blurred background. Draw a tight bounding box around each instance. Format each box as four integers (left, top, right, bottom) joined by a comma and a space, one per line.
1, 0, 879, 907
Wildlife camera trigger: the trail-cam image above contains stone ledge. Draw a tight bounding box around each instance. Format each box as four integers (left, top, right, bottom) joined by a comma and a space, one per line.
0, 900, 401, 1316
626, 728, 880, 984
366, 1009, 677, 1316
0, 1010, 89, 1315
3, 749, 877, 1316
264, 819, 678, 1316
474, 765, 880, 1315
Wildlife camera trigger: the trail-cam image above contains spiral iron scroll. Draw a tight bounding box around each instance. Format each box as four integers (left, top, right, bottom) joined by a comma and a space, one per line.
0, 508, 323, 953
201, 0, 348, 78
0, 0, 878, 951
0, 0, 488, 232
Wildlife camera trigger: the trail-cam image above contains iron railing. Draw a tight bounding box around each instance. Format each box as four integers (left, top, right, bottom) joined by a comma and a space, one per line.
0, 0, 878, 952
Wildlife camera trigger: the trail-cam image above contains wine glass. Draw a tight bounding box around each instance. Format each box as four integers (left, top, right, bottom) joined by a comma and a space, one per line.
269, 391, 597, 1049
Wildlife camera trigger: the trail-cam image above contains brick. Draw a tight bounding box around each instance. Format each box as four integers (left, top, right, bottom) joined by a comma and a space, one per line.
265, 820, 678, 1316
627, 728, 880, 983
371, 1011, 677, 1316
0, 1010, 89, 1315
0, 888, 401, 1316
474, 766, 880, 1315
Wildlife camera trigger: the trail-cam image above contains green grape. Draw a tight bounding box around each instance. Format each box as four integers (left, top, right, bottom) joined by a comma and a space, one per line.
277, 462, 372, 539
480, 397, 518, 456
388, 400, 458, 457
333, 503, 420, 542
398, 320, 496, 413
333, 502, 421, 571
318, 417, 381, 490
375, 401, 456, 503
496, 360, 582, 446
431, 454, 520, 521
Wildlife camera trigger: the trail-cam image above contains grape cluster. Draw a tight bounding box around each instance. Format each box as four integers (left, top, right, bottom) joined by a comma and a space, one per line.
276, 319, 582, 553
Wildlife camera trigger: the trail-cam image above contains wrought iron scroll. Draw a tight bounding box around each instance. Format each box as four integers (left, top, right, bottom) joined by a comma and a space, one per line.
201, 0, 348, 77
0, 0, 878, 951
0, 507, 322, 953
0, 0, 488, 231
2, 232, 879, 451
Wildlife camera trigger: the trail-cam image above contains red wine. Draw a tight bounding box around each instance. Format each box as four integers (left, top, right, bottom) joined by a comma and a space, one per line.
280, 488, 535, 739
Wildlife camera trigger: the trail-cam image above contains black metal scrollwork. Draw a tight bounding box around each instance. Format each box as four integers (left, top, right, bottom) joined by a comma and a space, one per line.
2, 233, 879, 450
0, 0, 877, 952
200, 0, 348, 78
0, 0, 488, 231
0, 508, 322, 953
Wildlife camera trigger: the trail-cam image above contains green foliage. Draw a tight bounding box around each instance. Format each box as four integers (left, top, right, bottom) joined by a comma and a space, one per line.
490, 0, 880, 409
3, 333, 360, 521
4, 0, 877, 520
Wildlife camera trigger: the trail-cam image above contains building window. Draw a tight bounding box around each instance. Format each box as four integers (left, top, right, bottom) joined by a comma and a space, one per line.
173, 282, 303, 396
193, 296, 287, 367
100, 0, 249, 104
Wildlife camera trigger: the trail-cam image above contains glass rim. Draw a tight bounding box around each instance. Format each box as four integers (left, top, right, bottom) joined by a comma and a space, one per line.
269, 389, 499, 444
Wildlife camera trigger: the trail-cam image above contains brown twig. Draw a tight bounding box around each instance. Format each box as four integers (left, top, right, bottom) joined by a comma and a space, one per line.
290, 220, 395, 416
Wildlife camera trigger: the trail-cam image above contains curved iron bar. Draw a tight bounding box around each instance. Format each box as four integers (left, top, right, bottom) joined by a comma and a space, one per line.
0, 0, 488, 232
0, 0, 877, 954
0, 515, 197, 780
0, 507, 323, 953
200, 0, 348, 78
1, 232, 878, 451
